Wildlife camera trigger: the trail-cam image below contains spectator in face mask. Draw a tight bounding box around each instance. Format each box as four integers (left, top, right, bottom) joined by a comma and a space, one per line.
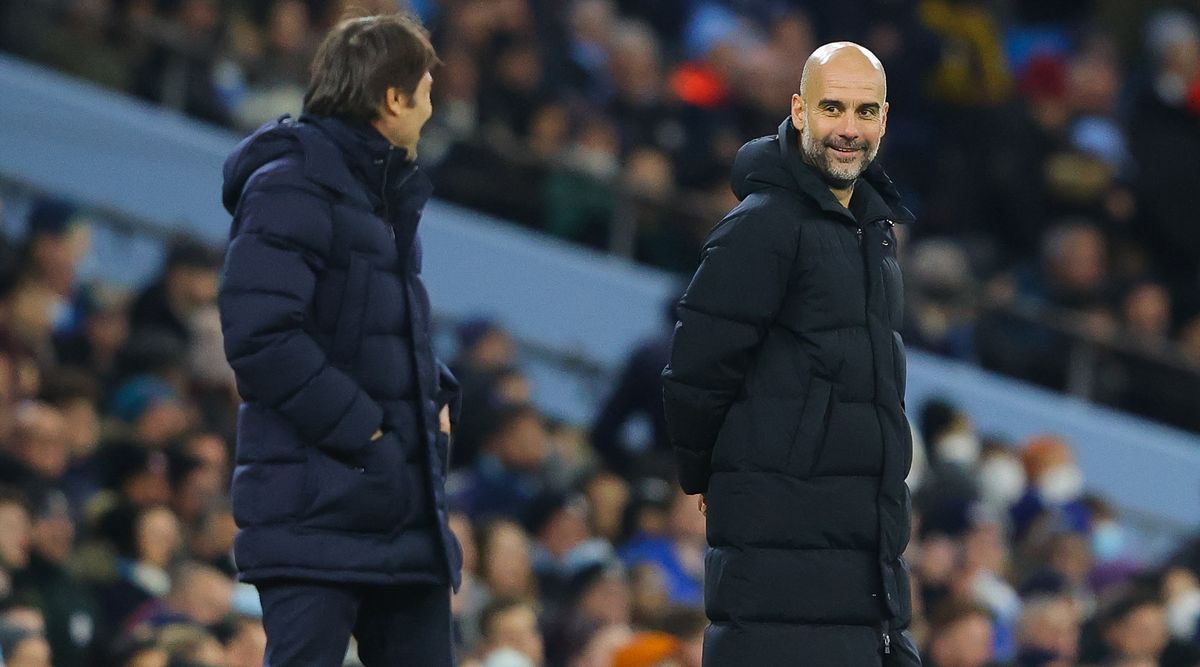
977, 441, 1027, 516
1084, 496, 1143, 594
915, 399, 981, 537
1011, 436, 1090, 541
1161, 568, 1200, 647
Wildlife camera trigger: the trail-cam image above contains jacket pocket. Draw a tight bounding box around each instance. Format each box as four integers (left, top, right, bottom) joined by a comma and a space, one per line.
785, 375, 834, 478
330, 252, 372, 366
300, 431, 408, 533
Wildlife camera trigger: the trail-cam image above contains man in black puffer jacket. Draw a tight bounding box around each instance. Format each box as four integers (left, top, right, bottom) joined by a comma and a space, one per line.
663, 42, 922, 666
218, 13, 461, 666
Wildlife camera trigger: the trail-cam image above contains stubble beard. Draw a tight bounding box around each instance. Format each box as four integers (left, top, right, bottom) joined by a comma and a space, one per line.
800, 124, 878, 190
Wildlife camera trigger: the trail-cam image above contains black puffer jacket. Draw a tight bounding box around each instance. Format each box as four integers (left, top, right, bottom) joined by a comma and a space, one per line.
663, 118, 921, 666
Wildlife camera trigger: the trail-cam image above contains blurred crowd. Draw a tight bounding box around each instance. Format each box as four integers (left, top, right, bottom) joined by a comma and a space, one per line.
2, 0, 1199, 431
2, 0, 1200, 665
2, 192, 1200, 667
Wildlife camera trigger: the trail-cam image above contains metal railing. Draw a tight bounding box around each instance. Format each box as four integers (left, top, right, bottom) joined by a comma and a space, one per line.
976, 295, 1200, 433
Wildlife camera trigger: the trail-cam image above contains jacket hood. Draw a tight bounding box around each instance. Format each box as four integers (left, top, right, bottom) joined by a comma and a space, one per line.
222, 116, 302, 215
730, 117, 914, 224
223, 115, 418, 218
730, 127, 795, 201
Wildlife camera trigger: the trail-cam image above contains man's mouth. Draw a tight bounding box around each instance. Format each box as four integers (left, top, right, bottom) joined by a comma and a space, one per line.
828, 145, 863, 156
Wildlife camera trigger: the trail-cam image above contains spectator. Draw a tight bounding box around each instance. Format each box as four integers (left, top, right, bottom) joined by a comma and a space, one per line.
1011, 436, 1090, 541
923, 599, 994, 667
92, 503, 181, 628
903, 239, 979, 361
1130, 10, 1200, 298
154, 622, 225, 664
1161, 567, 1200, 646
1120, 280, 1173, 349
107, 374, 193, 448
450, 318, 518, 469
1014, 595, 1080, 667
0, 489, 33, 602
232, 0, 315, 131
619, 488, 704, 608
37, 0, 131, 90
525, 491, 604, 610
478, 519, 538, 604
589, 299, 674, 475
128, 237, 222, 350
580, 471, 630, 545
450, 511, 489, 652
53, 283, 131, 390
18, 198, 89, 303
0, 273, 60, 365
131, 0, 231, 125
124, 561, 233, 636
6, 401, 71, 496
220, 616, 267, 667
37, 369, 103, 512
0, 621, 52, 667
1090, 593, 1174, 666
11, 489, 100, 667
452, 403, 552, 519
96, 444, 173, 509
475, 597, 545, 667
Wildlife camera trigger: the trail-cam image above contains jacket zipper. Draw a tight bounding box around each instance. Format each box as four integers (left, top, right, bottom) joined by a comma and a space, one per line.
381, 149, 394, 223
881, 621, 891, 655
380, 149, 418, 239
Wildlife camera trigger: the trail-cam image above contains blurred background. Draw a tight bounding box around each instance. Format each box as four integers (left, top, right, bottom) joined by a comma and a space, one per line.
1, 0, 1200, 666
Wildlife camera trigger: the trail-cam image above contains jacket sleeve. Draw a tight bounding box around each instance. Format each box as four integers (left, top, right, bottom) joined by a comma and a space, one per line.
662, 203, 797, 493
219, 183, 384, 454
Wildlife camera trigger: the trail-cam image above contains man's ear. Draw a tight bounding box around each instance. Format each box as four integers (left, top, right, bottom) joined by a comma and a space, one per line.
381, 86, 409, 117
880, 101, 889, 137
790, 93, 804, 132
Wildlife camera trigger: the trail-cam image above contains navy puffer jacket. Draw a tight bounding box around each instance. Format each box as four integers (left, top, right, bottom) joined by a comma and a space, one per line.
218, 114, 461, 588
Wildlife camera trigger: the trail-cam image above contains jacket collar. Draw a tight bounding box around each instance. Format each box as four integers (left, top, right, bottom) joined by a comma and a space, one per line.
297, 114, 416, 209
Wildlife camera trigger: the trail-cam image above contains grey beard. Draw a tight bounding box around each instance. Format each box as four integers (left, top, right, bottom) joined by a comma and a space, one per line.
800, 125, 876, 190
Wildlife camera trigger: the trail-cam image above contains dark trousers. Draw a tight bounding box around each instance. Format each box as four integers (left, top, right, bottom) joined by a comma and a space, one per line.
257, 580, 454, 667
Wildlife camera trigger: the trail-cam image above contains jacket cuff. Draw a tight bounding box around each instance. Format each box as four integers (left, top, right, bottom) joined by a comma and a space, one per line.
316, 390, 384, 454
436, 360, 462, 425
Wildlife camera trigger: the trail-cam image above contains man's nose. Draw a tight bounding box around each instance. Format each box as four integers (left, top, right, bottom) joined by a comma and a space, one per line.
837, 114, 861, 139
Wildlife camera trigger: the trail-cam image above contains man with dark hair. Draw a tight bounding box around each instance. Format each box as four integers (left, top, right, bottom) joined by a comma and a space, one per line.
129, 236, 223, 347
924, 600, 994, 667
662, 42, 920, 664
477, 597, 545, 666
218, 11, 460, 666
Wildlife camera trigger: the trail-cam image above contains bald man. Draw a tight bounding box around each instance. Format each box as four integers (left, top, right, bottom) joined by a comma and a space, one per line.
663, 43, 921, 665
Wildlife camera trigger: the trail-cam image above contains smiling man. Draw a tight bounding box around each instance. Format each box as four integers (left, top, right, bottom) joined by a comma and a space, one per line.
662, 43, 921, 665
